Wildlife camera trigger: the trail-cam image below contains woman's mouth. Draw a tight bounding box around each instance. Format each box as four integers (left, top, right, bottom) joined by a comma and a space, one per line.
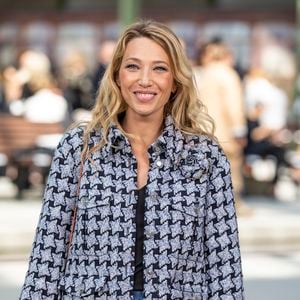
134, 92, 157, 101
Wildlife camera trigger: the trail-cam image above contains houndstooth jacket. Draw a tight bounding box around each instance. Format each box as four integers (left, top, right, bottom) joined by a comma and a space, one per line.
20, 115, 244, 300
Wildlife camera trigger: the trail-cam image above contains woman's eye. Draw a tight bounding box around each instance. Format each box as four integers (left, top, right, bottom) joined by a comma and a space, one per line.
125, 64, 139, 70
154, 66, 168, 72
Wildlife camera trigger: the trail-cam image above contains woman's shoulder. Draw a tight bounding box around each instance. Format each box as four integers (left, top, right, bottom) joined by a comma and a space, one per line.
60, 124, 101, 146
54, 126, 85, 159
184, 134, 230, 175
186, 133, 218, 148
58, 125, 102, 156
185, 133, 226, 160
61, 125, 85, 144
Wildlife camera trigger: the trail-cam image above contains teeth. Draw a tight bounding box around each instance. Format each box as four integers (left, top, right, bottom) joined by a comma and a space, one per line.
135, 92, 155, 100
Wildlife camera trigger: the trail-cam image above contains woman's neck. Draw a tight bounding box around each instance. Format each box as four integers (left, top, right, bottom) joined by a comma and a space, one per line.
121, 113, 164, 147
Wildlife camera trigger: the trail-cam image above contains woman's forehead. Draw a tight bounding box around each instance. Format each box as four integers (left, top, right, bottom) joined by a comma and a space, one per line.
122, 37, 170, 64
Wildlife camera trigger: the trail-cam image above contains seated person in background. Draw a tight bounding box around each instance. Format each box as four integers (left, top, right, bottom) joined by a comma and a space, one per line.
244, 68, 288, 134
244, 68, 299, 184
23, 74, 69, 124
244, 102, 287, 183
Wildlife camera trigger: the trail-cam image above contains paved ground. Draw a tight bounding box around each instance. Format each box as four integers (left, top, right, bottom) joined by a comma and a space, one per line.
238, 197, 300, 251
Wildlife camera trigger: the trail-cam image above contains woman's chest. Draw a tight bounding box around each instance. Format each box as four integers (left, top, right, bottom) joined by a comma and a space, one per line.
75, 153, 209, 245
78, 151, 208, 204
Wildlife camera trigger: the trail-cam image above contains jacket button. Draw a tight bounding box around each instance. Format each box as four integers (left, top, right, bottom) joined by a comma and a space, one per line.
145, 230, 155, 238
146, 269, 154, 277
194, 207, 200, 215
156, 160, 163, 168
79, 284, 84, 295
124, 226, 130, 235
149, 192, 158, 200
153, 143, 163, 154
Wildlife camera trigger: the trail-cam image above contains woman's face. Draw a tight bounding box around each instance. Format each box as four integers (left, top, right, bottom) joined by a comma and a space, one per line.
117, 37, 175, 120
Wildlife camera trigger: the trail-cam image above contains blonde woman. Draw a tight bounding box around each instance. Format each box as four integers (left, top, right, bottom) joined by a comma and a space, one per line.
20, 20, 244, 300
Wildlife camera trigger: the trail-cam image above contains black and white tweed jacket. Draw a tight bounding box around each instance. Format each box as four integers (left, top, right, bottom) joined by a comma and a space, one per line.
20, 116, 244, 300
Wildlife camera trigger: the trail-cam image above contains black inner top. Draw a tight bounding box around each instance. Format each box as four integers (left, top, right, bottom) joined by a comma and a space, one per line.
133, 185, 146, 291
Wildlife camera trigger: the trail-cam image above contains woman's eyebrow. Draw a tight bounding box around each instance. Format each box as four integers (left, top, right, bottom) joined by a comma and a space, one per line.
124, 57, 169, 65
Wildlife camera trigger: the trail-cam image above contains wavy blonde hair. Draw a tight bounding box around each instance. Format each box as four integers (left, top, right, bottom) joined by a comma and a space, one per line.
82, 20, 215, 159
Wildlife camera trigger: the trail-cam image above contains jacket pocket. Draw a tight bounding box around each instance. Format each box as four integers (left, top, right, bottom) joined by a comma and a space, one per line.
169, 200, 205, 267
170, 266, 208, 300
171, 201, 203, 218
171, 284, 208, 300
77, 189, 111, 210
59, 255, 109, 298
75, 190, 111, 255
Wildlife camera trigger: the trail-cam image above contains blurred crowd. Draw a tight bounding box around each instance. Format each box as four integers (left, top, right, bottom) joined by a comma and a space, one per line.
0, 40, 117, 124
0, 35, 299, 205
192, 39, 300, 213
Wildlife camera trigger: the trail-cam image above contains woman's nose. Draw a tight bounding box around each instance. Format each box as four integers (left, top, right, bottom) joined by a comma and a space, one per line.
138, 69, 152, 87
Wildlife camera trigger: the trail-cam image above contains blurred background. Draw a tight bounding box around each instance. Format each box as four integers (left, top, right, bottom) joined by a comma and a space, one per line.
0, 0, 299, 299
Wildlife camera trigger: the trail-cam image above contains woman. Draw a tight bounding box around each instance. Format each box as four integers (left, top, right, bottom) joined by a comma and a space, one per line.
20, 20, 244, 299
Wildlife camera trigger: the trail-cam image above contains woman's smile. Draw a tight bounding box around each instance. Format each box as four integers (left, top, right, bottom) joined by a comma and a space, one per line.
134, 91, 157, 102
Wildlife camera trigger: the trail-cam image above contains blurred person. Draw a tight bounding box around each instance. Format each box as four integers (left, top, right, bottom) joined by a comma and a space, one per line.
244, 102, 285, 183
244, 68, 296, 185
0, 50, 53, 116
259, 44, 297, 101
18, 49, 51, 75
1, 59, 67, 197
0, 65, 26, 114
0, 66, 14, 113
244, 68, 288, 133
20, 20, 244, 299
22, 73, 68, 124
60, 50, 94, 120
92, 39, 117, 95
16, 73, 68, 196
194, 40, 250, 216
17, 49, 52, 99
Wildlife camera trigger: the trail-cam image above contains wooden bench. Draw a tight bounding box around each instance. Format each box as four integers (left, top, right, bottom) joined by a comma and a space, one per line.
0, 114, 65, 198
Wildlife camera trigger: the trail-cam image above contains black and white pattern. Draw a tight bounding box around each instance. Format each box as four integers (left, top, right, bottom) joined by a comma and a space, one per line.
20, 115, 244, 299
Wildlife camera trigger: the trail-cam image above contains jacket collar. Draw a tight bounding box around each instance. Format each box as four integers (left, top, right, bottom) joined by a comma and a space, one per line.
104, 115, 185, 162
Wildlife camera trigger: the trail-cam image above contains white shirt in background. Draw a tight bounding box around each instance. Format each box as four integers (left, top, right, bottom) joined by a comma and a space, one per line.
244, 77, 288, 130
23, 89, 68, 123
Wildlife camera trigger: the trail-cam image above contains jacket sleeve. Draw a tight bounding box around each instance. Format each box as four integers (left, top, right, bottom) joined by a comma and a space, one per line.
204, 145, 244, 299
19, 129, 82, 300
